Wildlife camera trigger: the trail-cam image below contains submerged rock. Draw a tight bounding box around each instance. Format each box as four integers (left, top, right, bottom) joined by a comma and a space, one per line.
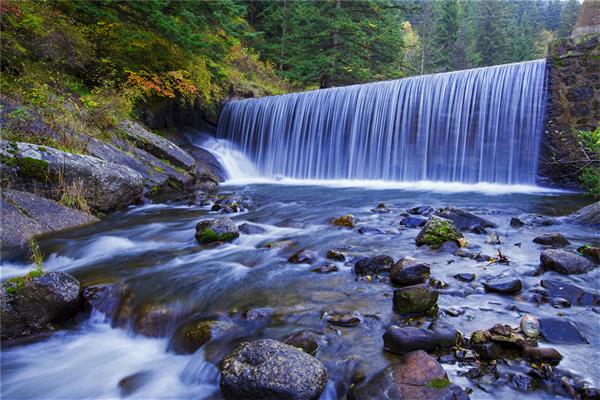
538, 317, 588, 344
118, 370, 153, 397
281, 330, 320, 355
483, 277, 522, 294
570, 201, 600, 225
408, 206, 434, 216
83, 283, 132, 325
288, 249, 317, 264
540, 279, 600, 306
415, 216, 464, 247
533, 233, 570, 247
435, 206, 495, 233
1, 271, 81, 341
454, 273, 476, 282
349, 350, 469, 400
540, 249, 596, 274
326, 250, 346, 261
311, 263, 338, 273
354, 255, 394, 275
212, 195, 252, 213
393, 284, 438, 314
238, 223, 266, 235
331, 214, 357, 228
323, 310, 363, 326
220, 339, 328, 400
195, 218, 240, 244
510, 217, 526, 228
134, 304, 178, 337
357, 226, 387, 235
400, 216, 427, 228
383, 324, 459, 354
390, 257, 430, 286
579, 245, 600, 264
171, 319, 237, 354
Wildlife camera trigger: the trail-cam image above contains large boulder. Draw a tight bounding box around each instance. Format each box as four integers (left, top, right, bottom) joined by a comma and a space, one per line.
118, 120, 195, 170
540, 249, 596, 274
349, 350, 469, 400
0, 189, 98, 249
1, 271, 81, 340
415, 216, 463, 247
570, 201, 600, 225
533, 233, 571, 247
435, 206, 495, 233
220, 338, 328, 400
195, 218, 240, 244
1, 141, 144, 212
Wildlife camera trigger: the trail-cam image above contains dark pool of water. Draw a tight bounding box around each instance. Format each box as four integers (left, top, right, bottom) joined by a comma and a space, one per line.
1, 183, 598, 399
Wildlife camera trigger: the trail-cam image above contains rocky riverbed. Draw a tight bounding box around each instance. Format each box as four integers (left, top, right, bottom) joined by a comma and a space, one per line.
1, 183, 599, 399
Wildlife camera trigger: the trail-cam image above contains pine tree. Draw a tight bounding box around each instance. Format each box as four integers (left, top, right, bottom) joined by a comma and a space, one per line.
558, 0, 581, 38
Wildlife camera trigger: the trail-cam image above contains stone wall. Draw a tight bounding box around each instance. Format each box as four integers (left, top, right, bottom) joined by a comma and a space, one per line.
538, 33, 599, 188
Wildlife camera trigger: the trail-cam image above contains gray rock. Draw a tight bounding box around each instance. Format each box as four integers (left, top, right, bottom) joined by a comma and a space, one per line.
220, 339, 328, 400
1, 189, 98, 249
435, 206, 495, 233
408, 206, 434, 216
454, 273, 475, 282
349, 350, 468, 400
281, 330, 320, 355
400, 216, 427, 228
393, 284, 438, 314
323, 310, 363, 326
483, 277, 522, 294
383, 324, 459, 354
540, 279, 600, 306
390, 257, 430, 286
354, 255, 394, 275
118, 120, 195, 169
1, 141, 144, 212
195, 218, 240, 244
533, 233, 570, 247
1, 272, 81, 340
83, 283, 132, 325
311, 263, 338, 273
238, 223, 266, 235
570, 201, 600, 225
540, 249, 596, 274
538, 317, 588, 344
357, 226, 387, 235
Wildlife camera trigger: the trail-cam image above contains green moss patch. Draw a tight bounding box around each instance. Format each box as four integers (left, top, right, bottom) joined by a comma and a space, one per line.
195, 228, 237, 244
426, 378, 450, 389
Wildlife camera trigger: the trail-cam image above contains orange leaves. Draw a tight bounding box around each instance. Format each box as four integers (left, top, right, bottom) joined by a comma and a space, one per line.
125, 70, 198, 101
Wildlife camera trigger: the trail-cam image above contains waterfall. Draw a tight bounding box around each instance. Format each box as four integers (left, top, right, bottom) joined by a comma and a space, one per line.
216, 60, 547, 184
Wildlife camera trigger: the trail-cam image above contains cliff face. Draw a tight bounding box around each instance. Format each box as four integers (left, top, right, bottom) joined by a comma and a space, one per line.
539, 33, 599, 188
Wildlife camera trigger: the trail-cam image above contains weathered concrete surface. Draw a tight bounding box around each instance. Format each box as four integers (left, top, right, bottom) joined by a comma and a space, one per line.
572, 0, 600, 38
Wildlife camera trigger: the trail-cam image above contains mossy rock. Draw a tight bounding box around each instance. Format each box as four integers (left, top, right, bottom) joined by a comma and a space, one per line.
195, 218, 240, 244
415, 216, 463, 247
331, 214, 356, 228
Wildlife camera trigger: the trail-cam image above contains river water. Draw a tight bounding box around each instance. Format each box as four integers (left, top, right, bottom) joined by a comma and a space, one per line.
1, 172, 598, 399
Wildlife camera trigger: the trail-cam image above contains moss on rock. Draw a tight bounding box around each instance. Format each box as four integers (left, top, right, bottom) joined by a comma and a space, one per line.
415, 216, 463, 247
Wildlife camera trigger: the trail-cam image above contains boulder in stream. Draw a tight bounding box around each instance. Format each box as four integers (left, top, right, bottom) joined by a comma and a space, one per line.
220, 338, 328, 400
383, 324, 460, 354
1, 271, 82, 341
393, 284, 438, 314
354, 255, 394, 275
533, 233, 570, 247
435, 206, 495, 233
195, 218, 240, 244
415, 216, 463, 247
349, 350, 469, 400
331, 214, 357, 228
171, 319, 237, 354
390, 257, 430, 286
570, 201, 600, 225
483, 277, 522, 294
540, 249, 596, 274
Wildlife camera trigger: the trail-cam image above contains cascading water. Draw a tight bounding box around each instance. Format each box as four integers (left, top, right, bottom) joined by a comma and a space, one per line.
217, 60, 547, 185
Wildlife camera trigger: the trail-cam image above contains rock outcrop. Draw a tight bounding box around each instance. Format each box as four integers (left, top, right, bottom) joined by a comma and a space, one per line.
0, 189, 98, 248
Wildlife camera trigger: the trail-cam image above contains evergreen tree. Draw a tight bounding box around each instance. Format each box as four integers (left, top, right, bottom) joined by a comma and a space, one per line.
558, 0, 581, 37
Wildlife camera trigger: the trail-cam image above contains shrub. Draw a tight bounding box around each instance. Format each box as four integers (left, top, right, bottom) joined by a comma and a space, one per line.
576, 127, 600, 198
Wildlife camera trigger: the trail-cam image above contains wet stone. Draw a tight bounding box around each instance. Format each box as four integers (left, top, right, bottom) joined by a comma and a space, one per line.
118, 370, 153, 397
483, 277, 522, 294
408, 206, 434, 216
533, 233, 570, 247
540, 279, 600, 306
400, 216, 427, 228
538, 317, 588, 344
510, 217, 526, 227
383, 324, 459, 354
357, 226, 387, 235
326, 250, 345, 261
435, 206, 496, 234
454, 273, 475, 282
354, 255, 394, 275
522, 346, 562, 364
323, 311, 363, 327
288, 249, 317, 264
393, 284, 438, 314
540, 249, 596, 274
509, 374, 538, 392
311, 263, 338, 273
390, 257, 430, 286
238, 223, 266, 235
281, 330, 320, 355
331, 214, 356, 228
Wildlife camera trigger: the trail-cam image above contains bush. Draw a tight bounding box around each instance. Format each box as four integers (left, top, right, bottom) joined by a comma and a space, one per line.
576, 127, 600, 198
